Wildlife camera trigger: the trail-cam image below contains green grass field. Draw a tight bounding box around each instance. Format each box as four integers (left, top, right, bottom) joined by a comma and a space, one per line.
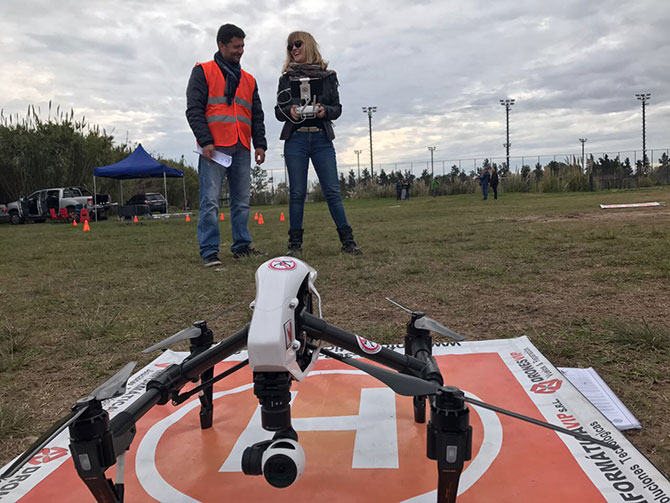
1, 188, 668, 476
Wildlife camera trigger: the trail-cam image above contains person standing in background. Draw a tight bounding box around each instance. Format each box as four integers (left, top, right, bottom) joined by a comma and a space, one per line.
275, 31, 361, 256
186, 23, 267, 266
490, 166, 499, 200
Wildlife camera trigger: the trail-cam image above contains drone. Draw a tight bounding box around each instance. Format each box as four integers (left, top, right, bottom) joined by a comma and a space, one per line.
1, 257, 617, 503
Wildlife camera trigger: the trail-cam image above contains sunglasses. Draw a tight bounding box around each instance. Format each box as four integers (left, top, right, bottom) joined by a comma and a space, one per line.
287, 40, 303, 51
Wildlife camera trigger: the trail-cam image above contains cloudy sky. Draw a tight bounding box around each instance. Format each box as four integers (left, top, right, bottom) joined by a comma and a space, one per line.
2, 0, 669, 180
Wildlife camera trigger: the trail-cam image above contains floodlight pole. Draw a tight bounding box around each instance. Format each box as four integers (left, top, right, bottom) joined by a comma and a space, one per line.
500, 99, 515, 172
280, 153, 287, 185
635, 93, 651, 173
428, 146, 436, 177
362, 107, 377, 179
579, 138, 591, 191
354, 149, 362, 180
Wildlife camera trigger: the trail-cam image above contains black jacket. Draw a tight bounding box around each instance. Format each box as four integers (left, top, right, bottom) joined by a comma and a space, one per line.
274, 72, 341, 140
185, 52, 267, 150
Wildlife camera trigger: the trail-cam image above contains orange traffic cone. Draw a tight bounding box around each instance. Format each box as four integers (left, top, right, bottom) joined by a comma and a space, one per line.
254, 212, 258, 221
73, 219, 78, 227
280, 212, 285, 222
186, 214, 191, 222
258, 213, 264, 225
83, 220, 90, 232
220, 213, 224, 221
134, 215, 138, 223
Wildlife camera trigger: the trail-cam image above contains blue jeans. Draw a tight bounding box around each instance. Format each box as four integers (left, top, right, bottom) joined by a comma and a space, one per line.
482, 183, 489, 200
197, 146, 252, 257
284, 131, 349, 230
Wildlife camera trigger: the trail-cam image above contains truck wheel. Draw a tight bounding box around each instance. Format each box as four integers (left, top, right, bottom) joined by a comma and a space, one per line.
67, 206, 77, 221
9, 211, 23, 225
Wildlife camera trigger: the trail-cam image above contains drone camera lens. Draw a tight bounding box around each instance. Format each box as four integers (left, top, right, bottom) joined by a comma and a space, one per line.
263, 453, 298, 488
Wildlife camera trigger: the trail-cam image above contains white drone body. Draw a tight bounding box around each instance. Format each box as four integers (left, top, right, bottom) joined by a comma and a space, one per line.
247, 257, 322, 380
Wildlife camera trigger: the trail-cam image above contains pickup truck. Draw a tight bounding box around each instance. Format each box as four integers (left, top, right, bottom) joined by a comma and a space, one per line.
6, 187, 108, 224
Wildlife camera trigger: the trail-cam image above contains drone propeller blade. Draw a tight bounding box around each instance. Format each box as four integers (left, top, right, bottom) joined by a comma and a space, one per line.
205, 304, 240, 323
90, 361, 137, 401
386, 298, 464, 341
143, 305, 239, 354
321, 349, 439, 396
143, 326, 202, 353
0, 406, 87, 480
461, 394, 617, 450
385, 297, 417, 314
322, 348, 616, 450
414, 316, 465, 341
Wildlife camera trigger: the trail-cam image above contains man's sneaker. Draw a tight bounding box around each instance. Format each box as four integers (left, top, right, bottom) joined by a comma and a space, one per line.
203, 253, 222, 267
232, 246, 267, 259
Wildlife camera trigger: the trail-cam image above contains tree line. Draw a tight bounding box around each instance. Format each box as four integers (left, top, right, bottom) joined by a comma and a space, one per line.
2, 104, 668, 209
0, 104, 198, 207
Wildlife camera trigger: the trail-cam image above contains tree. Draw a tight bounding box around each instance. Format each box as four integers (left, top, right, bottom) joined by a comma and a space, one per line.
250, 164, 267, 201
521, 165, 531, 181
347, 170, 356, 190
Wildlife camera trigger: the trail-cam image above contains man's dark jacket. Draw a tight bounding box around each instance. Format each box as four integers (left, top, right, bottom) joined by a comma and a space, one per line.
185, 52, 267, 150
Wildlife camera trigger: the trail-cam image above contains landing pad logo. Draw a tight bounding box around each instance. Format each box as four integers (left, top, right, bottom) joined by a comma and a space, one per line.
28, 447, 68, 466
355, 335, 382, 354
531, 379, 562, 394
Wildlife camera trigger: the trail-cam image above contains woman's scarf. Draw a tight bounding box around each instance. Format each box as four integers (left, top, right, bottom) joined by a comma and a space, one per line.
285, 62, 335, 80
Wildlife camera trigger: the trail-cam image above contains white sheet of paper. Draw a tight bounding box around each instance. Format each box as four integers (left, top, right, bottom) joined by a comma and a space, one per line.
558, 366, 642, 430
194, 147, 232, 167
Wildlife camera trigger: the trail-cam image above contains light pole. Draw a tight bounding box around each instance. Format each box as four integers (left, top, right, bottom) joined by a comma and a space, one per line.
635, 93, 651, 172
579, 138, 591, 191
427, 146, 436, 177
354, 149, 362, 180
499, 99, 515, 172
280, 153, 287, 185
362, 106, 377, 178
579, 138, 587, 172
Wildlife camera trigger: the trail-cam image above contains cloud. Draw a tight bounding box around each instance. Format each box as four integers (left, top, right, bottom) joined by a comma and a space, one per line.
1, 0, 668, 181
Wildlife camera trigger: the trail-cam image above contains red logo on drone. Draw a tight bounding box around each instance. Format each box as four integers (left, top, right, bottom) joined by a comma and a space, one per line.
28, 447, 69, 465
269, 259, 297, 271
531, 379, 563, 394
355, 335, 382, 354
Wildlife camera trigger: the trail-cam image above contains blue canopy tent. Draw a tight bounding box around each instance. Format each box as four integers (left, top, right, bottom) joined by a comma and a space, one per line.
93, 144, 185, 220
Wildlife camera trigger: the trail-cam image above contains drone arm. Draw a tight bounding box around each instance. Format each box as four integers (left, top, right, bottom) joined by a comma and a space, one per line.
300, 312, 426, 375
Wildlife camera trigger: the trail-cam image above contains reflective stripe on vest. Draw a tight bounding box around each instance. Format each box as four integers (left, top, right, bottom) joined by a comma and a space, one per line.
198, 60, 255, 148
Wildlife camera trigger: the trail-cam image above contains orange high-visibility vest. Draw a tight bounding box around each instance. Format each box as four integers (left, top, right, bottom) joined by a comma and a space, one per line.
198, 60, 255, 149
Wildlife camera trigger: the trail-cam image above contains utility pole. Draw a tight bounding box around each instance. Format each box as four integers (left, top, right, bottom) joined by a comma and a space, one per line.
635, 93, 651, 173
354, 149, 362, 180
362, 107, 377, 178
280, 153, 287, 185
427, 146, 436, 177
499, 99, 515, 172
579, 138, 591, 191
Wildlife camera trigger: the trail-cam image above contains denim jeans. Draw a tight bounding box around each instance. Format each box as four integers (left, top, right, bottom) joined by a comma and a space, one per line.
482, 183, 489, 200
284, 131, 349, 230
197, 145, 252, 257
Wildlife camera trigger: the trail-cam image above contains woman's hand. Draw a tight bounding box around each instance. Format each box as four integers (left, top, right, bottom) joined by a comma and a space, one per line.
316, 104, 325, 118
290, 105, 300, 121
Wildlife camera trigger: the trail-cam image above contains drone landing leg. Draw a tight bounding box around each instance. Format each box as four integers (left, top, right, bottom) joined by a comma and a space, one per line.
69, 402, 123, 503
405, 316, 443, 424
189, 321, 215, 429
427, 388, 472, 503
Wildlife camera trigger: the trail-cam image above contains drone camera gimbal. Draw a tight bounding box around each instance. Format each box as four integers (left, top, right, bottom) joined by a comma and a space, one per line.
1, 257, 619, 503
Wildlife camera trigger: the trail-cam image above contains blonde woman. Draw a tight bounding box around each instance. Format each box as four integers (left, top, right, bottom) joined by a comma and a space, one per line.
275, 31, 361, 256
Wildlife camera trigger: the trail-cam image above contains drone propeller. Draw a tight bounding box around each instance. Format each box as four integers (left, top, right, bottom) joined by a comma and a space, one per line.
321, 349, 617, 450
386, 297, 464, 341
0, 361, 137, 480
143, 304, 239, 353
